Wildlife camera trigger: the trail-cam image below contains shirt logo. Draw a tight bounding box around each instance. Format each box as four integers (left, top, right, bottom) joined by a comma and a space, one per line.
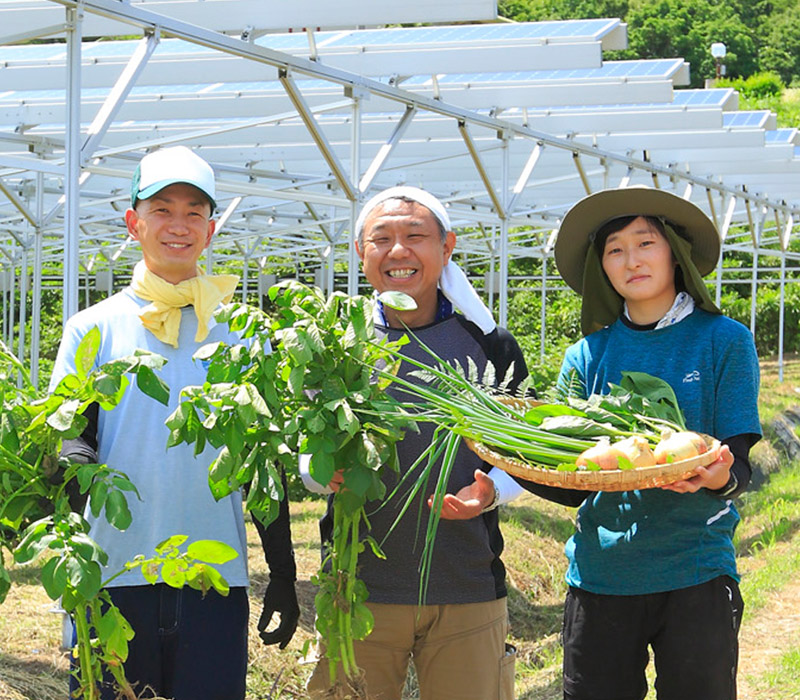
682, 370, 700, 383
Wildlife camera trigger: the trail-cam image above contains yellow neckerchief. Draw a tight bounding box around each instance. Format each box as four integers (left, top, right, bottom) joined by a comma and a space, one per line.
130, 260, 239, 347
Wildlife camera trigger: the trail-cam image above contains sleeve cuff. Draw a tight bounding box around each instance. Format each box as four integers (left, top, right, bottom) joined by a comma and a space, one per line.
487, 466, 525, 505
299, 454, 333, 495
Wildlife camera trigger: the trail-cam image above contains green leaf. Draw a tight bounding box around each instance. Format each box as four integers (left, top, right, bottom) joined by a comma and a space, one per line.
539, 415, 620, 438
288, 365, 305, 397
281, 328, 313, 364
161, 559, 187, 588
308, 452, 335, 488
74, 327, 101, 380
66, 556, 102, 602
186, 539, 238, 565
52, 373, 81, 398
336, 402, 359, 435
135, 365, 170, 406
377, 291, 417, 311
166, 402, 193, 431
350, 601, 375, 640
93, 372, 129, 408
155, 534, 188, 554
46, 399, 80, 432
88, 479, 109, 519
41, 556, 67, 599
96, 607, 134, 661
14, 518, 54, 563
131, 349, 168, 370
195, 562, 230, 596
223, 420, 245, 458
340, 467, 376, 497
194, 341, 223, 361
522, 403, 584, 426
104, 489, 132, 530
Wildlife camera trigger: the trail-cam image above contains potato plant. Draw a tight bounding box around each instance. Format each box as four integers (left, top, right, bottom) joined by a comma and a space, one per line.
167, 281, 416, 696
0, 329, 235, 699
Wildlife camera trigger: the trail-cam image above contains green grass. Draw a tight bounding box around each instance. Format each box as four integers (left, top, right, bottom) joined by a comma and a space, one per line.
754, 649, 800, 699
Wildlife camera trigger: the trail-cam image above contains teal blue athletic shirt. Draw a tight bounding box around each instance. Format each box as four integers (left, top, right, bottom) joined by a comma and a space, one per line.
559, 308, 761, 595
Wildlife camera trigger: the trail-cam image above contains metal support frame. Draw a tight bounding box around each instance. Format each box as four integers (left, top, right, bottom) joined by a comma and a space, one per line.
0, 0, 799, 378
63, 5, 82, 322
82, 32, 161, 160
278, 69, 357, 202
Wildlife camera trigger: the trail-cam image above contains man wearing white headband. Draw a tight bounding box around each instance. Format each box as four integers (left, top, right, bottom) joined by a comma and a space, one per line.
307, 186, 528, 700
50, 146, 299, 700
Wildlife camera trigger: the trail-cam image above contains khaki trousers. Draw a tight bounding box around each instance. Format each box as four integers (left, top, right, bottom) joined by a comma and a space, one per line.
307, 597, 515, 700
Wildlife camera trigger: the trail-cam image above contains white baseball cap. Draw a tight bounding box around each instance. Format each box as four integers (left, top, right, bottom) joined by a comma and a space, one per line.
130, 145, 216, 209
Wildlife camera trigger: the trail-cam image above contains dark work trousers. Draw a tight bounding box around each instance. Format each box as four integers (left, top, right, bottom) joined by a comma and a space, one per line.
562, 576, 743, 700
70, 584, 249, 700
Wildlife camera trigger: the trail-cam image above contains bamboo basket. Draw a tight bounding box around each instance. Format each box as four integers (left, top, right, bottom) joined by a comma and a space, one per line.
464, 397, 721, 491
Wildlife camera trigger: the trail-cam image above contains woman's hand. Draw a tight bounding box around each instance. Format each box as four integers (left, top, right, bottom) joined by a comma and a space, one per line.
660, 444, 733, 494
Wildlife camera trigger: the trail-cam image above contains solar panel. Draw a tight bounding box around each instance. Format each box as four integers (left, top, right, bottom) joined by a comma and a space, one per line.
284, 18, 621, 48
766, 128, 798, 144
724, 111, 772, 128
400, 59, 685, 87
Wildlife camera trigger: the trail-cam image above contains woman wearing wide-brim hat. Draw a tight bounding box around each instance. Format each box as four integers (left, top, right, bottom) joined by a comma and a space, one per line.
550, 186, 761, 700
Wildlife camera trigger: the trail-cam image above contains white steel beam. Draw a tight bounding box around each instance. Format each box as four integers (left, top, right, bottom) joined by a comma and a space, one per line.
0, 0, 496, 34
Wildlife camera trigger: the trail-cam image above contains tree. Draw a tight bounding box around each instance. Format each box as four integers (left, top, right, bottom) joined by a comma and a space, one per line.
758, 7, 800, 85
499, 0, 629, 23
625, 0, 757, 86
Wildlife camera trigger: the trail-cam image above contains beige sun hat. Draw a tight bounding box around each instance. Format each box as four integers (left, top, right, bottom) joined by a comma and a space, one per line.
554, 186, 721, 294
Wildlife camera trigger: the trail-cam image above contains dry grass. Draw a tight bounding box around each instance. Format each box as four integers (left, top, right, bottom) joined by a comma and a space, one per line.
4, 356, 800, 698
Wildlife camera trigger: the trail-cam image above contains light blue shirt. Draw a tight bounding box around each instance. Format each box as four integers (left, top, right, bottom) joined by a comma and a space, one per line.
50, 288, 250, 588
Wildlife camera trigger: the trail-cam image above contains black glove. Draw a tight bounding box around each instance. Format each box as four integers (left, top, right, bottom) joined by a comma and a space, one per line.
258, 576, 300, 649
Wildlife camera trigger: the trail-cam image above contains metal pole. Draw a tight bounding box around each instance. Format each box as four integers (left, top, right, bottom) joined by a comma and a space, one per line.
18, 244, 28, 370
779, 251, 786, 382
498, 136, 509, 327
8, 249, 16, 350
63, 6, 82, 324
540, 254, 547, 364
347, 96, 361, 296
31, 173, 43, 388
749, 249, 758, 335
487, 227, 496, 312
2, 269, 7, 346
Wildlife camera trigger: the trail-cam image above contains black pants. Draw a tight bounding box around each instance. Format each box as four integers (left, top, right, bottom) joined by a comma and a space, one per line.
562, 576, 743, 700
71, 584, 249, 700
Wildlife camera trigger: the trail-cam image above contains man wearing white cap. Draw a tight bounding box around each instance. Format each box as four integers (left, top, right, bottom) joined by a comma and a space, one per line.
50, 146, 299, 700
307, 186, 528, 700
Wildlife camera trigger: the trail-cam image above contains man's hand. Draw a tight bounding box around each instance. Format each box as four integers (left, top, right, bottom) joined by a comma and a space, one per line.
427, 469, 496, 520
257, 577, 300, 649
328, 470, 345, 492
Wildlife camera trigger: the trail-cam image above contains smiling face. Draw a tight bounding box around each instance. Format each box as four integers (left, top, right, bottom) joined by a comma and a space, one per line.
125, 182, 215, 284
356, 199, 456, 328
601, 216, 677, 323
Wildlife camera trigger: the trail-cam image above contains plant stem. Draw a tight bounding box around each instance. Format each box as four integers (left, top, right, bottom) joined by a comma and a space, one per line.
72, 602, 99, 700
343, 510, 361, 674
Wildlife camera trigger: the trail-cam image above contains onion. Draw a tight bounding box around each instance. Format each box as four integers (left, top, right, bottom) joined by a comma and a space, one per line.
653, 429, 708, 464
613, 435, 657, 468
576, 439, 626, 471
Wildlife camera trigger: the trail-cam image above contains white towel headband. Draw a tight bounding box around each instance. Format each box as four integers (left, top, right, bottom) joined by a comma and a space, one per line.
356, 186, 497, 335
